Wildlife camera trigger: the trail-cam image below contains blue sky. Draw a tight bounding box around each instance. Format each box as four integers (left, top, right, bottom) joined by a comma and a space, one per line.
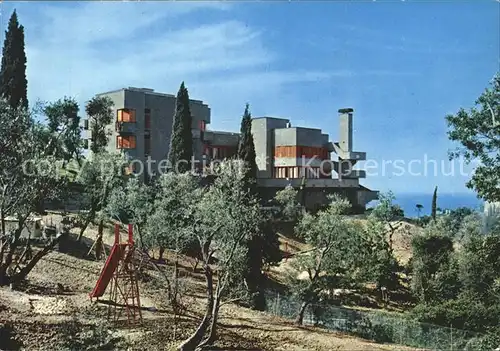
1, 1, 498, 197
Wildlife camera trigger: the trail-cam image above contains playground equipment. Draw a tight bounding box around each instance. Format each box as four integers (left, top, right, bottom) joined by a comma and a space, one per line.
89, 223, 142, 326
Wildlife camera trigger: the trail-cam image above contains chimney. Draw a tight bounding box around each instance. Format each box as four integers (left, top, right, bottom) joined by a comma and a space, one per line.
338, 108, 353, 152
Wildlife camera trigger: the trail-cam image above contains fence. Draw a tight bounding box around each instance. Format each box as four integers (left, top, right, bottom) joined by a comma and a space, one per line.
265, 291, 485, 350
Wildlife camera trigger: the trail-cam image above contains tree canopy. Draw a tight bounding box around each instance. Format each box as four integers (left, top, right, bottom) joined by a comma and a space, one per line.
447, 74, 500, 201
168, 82, 193, 174
237, 103, 257, 193
0, 99, 75, 285
86, 96, 114, 154
0, 10, 28, 110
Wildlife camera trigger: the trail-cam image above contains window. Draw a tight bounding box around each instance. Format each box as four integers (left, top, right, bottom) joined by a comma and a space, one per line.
274, 167, 291, 178
116, 135, 136, 149
306, 167, 320, 179
144, 135, 151, 156
273, 166, 322, 179
275, 146, 298, 158
274, 146, 329, 159
144, 108, 151, 129
117, 108, 136, 123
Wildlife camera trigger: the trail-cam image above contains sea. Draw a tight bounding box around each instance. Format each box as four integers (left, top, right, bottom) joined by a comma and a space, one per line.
368, 192, 484, 218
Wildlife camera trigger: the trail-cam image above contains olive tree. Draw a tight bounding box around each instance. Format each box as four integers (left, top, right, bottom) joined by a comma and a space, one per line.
274, 184, 302, 221
365, 192, 406, 293
179, 160, 262, 350
0, 100, 76, 286
370, 191, 404, 253
76, 96, 115, 243
105, 176, 155, 249
288, 195, 368, 325
145, 172, 203, 308
75, 152, 127, 258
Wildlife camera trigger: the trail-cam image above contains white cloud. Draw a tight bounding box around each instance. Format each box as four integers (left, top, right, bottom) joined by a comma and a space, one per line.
34, 2, 230, 45
16, 1, 338, 132
11, 2, 417, 132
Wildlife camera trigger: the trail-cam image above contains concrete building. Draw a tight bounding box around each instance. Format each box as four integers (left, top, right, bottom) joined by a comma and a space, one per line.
86, 87, 377, 211
90, 87, 211, 179
249, 109, 377, 212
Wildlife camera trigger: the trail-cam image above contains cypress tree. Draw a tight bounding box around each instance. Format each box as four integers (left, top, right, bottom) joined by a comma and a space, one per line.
237, 103, 257, 193
0, 10, 28, 110
237, 104, 265, 310
431, 186, 438, 221
168, 82, 193, 173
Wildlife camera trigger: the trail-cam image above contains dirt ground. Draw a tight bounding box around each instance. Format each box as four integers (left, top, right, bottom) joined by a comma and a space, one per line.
0, 219, 421, 351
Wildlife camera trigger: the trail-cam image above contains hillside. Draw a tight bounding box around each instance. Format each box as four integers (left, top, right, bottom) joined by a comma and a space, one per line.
270, 217, 418, 313
0, 218, 421, 351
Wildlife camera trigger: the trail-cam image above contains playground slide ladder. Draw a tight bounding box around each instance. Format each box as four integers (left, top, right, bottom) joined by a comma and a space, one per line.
89, 223, 142, 326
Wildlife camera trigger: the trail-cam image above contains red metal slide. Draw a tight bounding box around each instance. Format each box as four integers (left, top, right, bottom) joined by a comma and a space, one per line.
89, 243, 128, 298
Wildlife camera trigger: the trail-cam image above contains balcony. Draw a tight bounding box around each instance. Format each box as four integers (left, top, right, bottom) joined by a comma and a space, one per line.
257, 178, 360, 188
115, 121, 136, 134
328, 142, 366, 161
116, 108, 137, 134
116, 135, 136, 149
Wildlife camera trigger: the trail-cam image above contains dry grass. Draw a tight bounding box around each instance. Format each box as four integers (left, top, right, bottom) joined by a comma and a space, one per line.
0, 216, 421, 350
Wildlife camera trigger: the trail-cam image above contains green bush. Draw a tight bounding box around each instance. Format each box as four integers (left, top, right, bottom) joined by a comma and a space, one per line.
371, 323, 394, 343
465, 327, 500, 351
411, 296, 500, 332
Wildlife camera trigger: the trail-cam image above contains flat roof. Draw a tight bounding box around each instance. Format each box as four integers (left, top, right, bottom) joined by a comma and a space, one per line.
96, 87, 206, 104
252, 116, 290, 121
206, 130, 240, 136
274, 126, 323, 132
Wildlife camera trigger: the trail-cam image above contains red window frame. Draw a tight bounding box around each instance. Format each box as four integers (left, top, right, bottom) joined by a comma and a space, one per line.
117, 108, 136, 123
116, 135, 137, 149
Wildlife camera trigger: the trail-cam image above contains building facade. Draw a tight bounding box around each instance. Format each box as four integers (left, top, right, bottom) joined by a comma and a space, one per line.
85, 87, 377, 211
90, 87, 211, 179
250, 109, 377, 212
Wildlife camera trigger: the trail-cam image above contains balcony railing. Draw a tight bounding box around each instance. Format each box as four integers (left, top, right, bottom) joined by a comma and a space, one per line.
115, 121, 136, 134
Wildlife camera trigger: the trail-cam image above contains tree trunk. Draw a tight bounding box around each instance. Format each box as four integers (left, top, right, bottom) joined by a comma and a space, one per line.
136, 225, 145, 250
158, 247, 165, 261
199, 292, 220, 347
178, 264, 214, 351
95, 220, 104, 260
171, 254, 180, 312
0, 225, 23, 286
77, 213, 94, 242
35, 196, 45, 215
2, 234, 65, 286
295, 301, 309, 325
0, 208, 6, 264
1, 207, 5, 237
142, 250, 173, 301
10, 235, 63, 285
192, 258, 199, 273
389, 230, 394, 254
